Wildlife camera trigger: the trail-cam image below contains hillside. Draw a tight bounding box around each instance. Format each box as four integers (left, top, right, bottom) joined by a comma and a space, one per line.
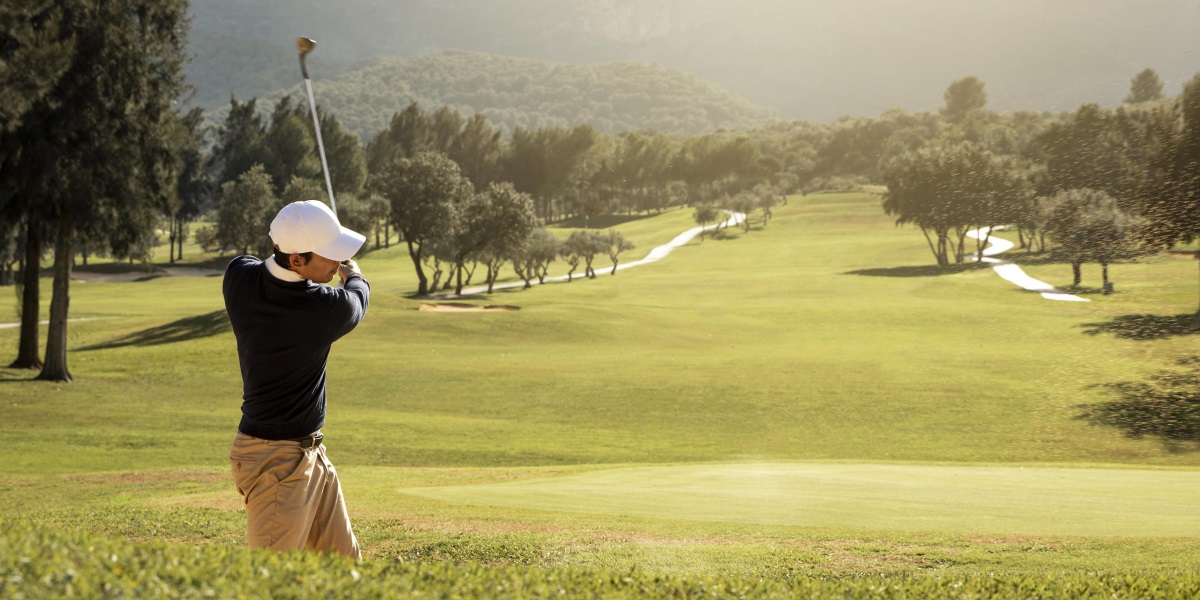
192, 49, 779, 140
185, 29, 349, 109
188, 0, 1200, 122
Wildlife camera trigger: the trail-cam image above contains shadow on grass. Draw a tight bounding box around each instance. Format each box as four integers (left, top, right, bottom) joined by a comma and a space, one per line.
698, 228, 740, 242
1080, 313, 1200, 340
0, 369, 37, 383
1077, 356, 1200, 453
1055, 285, 1109, 296
71, 256, 231, 280
845, 263, 991, 277
80, 310, 230, 350
67, 262, 157, 275
172, 255, 237, 271
1005, 253, 1071, 267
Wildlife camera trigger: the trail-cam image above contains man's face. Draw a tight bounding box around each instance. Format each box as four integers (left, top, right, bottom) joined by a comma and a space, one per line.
290, 252, 342, 283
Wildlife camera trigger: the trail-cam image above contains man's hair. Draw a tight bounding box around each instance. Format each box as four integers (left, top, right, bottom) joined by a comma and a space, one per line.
273, 248, 314, 270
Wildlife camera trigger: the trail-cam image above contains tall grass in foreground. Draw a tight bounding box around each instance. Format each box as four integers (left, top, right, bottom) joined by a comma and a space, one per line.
4, 520, 1200, 599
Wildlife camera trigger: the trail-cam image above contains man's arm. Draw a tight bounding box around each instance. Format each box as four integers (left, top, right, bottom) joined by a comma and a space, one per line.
329, 260, 369, 341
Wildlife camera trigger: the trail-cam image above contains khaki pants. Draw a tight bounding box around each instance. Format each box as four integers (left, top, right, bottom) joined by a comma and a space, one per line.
229, 432, 360, 560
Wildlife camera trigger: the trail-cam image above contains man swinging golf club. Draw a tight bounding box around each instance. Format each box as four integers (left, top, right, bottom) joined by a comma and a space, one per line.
223, 199, 368, 559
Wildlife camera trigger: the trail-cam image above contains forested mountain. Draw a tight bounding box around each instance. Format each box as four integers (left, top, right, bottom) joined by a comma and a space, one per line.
188, 0, 1200, 122
185, 29, 347, 109
194, 50, 778, 140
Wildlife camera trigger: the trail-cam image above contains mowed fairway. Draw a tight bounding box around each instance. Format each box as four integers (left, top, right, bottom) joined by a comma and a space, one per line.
2, 191, 1200, 575
402, 462, 1200, 537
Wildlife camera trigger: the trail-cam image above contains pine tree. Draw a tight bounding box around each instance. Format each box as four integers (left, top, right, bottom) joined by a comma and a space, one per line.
1125, 68, 1165, 104
2, 0, 190, 381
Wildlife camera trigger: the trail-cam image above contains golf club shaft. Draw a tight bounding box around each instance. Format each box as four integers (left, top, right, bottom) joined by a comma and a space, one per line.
303, 77, 337, 215
298, 48, 337, 215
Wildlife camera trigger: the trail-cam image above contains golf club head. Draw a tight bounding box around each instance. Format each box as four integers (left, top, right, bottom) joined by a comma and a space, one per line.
296, 37, 316, 56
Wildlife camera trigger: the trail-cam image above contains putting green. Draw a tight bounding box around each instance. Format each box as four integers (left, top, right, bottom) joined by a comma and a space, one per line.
400, 463, 1200, 537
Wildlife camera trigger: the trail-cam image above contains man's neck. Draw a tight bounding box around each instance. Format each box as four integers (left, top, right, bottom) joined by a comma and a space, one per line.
265, 257, 305, 282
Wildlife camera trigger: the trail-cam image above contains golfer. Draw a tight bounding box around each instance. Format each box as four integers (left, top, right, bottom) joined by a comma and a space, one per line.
222, 200, 369, 559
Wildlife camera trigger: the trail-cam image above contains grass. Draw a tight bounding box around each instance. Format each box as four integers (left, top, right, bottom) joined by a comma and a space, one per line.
8, 519, 1200, 599
3, 191, 1200, 587
401, 462, 1200, 537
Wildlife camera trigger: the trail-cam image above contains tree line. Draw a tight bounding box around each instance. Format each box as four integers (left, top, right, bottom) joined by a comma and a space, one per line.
881, 72, 1199, 301
3, 1, 1198, 383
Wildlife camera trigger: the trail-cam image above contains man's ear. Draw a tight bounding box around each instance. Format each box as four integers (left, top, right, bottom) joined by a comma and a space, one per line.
288, 253, 309, 269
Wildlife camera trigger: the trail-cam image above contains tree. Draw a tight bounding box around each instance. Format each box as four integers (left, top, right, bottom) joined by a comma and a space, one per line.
754, 183, 778, 226
0, 221, 41, 370
603, 230, 635, 275
167, 107, 212, 264
0, 223, 15, 286
1125, 68, 1165, 104
677, 133, 765, 199
280, 176, 325, 206
730, 192, 758, 232
330, 193, 375, 245
258, 97, 320, 197
1043, 189, 1137, 287
214, 165, 277, 255
318, 110, 368, 197
213, 96, 266, 187
500, 124, 601, 220
3, 0, 191, 382
370, 152, 470, 295
561, 236, 583, 282
365, 101, 431, 174
364, 194, 391, 249
1141, 74, 1200, 312
603, 131, 677, 214
449, 113, 502, 188
943, 76, 988, 122
0, 1, 76, 372
0, 1, 73, 133
1037, 104, 1135, 202
512, 228, 562, 288
883, 143, 1013, 265
694, 204, 719, 240
565, 230, 604, 280
446, 182, 537, 295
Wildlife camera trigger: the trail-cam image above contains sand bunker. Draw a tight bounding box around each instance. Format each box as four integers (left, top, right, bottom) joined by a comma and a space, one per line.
419, 303, 519, 312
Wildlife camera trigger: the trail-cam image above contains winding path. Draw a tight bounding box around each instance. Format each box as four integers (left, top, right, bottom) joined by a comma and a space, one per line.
966, 227, 1087, 302
451, 211, 747, 297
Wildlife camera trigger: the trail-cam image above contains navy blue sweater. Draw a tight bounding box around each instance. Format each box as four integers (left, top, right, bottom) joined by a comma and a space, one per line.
223, 256, 370, 440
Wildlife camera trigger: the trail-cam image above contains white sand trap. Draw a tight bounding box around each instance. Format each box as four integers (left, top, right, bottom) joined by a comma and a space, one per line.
966, 227, 1087, 302
419, 303, 519, 312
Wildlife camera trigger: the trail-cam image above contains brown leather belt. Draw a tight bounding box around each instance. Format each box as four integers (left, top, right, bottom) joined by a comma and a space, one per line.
293, 433, 323, 448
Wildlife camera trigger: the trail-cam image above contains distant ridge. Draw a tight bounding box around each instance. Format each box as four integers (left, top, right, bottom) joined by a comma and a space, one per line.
192, 48, 778, 140
189, 0, 1200, 123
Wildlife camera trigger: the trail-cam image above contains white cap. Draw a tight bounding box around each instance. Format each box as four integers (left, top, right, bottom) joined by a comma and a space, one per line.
269, 200, 365, 262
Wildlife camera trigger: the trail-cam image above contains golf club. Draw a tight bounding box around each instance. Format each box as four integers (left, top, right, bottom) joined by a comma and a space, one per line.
297, 36, 337, 214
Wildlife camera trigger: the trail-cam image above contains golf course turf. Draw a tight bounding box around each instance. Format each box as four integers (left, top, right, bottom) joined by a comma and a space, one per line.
2, 191, 1200, 594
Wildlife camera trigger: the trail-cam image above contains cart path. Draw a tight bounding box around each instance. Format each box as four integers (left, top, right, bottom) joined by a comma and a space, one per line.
966, 227, 1088, 302
0, 317, 111, 330
446, 211, 747, 297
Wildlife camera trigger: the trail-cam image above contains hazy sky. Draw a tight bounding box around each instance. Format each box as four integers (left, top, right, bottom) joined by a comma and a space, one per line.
191, 0, 1200, 120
